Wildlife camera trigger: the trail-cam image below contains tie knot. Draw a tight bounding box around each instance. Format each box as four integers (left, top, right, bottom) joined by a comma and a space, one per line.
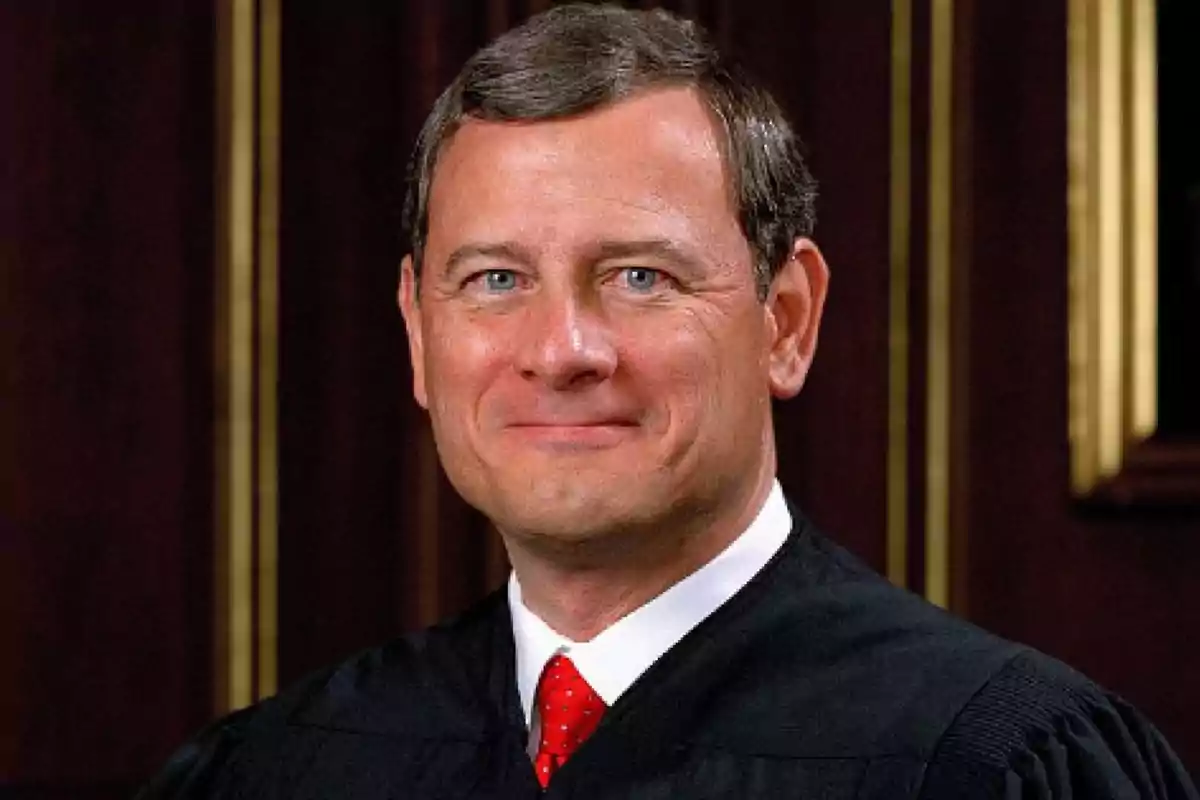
533, 654, 606, 782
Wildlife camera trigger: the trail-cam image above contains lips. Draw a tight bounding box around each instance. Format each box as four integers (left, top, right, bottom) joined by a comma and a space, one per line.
503, 408, 640, 428
501, 418, 640, 448
507, 419, 638, 428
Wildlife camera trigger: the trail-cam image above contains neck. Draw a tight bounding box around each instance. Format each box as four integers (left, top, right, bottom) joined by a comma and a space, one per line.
505, 462, 776, 642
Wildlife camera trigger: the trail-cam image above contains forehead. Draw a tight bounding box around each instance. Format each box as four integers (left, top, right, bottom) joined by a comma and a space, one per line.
424, 87, 744, 261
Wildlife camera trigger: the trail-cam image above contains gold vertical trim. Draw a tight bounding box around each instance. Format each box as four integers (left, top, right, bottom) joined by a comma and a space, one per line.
925, 0, 954, 609
1067, 0, 1097, 487
887, 0, 913, 589
216, 0, 279, 712
1067, 0, 1158, 495
216, 0, 256, 712
1129, 0, 1157, 440
1097, 0, 1125, 475
257, 0, 281, 700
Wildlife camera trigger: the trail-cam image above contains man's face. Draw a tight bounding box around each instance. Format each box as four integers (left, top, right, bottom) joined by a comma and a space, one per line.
400, 87, 826, 546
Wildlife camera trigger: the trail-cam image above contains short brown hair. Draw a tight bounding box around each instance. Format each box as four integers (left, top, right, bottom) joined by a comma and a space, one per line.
401, 2, 817, 298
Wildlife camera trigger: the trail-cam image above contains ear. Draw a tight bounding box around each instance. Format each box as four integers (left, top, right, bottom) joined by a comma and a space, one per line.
765, 238, 830, 399
398, 255, 428, 409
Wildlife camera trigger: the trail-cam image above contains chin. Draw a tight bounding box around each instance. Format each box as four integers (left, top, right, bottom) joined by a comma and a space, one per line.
486, 475, 664, 542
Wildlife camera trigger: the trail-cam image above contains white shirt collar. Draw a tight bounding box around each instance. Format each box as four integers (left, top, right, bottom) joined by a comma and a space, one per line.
508, 479, 792, 725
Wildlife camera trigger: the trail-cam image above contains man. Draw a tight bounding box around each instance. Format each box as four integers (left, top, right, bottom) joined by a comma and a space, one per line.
141, 5, 1197, 798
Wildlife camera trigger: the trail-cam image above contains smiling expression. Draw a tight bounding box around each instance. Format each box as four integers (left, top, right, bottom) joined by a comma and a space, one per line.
400, 87, 826, 550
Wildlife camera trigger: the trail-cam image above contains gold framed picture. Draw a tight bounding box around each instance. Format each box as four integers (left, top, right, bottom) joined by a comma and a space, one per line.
1068, 0, 1200, 503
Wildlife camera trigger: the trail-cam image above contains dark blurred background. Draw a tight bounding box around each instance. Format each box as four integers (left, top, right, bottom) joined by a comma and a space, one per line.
2, 1, 1198, 796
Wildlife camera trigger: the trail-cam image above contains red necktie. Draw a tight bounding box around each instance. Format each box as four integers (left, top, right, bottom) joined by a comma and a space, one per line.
532, 654, 607, 788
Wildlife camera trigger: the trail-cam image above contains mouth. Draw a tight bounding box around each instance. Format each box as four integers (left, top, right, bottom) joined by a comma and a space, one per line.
504, 421, 639, 449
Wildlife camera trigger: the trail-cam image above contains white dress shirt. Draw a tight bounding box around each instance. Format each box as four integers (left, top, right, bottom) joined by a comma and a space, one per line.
508, 479, 792, 746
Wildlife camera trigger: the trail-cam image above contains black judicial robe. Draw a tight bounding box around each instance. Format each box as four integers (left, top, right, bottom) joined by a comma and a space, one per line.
139, 513, 1198, 799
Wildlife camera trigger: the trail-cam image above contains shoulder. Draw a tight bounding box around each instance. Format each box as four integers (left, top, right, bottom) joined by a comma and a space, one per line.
270, 586, 512, 734
711, 521, 1196, 796
918, 649, 1199, 799
134, 589, 514, 799
694, 521, 1027, 758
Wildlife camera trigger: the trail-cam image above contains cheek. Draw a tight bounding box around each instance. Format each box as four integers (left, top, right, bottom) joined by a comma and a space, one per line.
424, 319, 504, 394
645, 309, 769, 426
422, 322, 513, 447
623, 316, 734, 424
645, 304, 766, 376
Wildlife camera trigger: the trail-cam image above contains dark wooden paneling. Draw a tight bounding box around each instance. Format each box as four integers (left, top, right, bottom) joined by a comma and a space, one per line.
728, 2, 894, 572
0, 0, 216, 789
277, 3, 498, 686
905, 0, 933, 594
958, 0, 1200, 769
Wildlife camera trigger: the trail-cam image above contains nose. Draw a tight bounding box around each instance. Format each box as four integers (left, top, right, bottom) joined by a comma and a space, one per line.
514, 292, 618, 391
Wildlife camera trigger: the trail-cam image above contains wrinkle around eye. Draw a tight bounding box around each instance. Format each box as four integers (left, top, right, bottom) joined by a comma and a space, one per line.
461, 268, 529, 295
607, 266, 680, 295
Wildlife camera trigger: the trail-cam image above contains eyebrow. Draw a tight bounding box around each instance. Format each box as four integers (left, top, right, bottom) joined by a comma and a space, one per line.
442, 238, 704, 274
444, 242, 536, 273
587, 239, 703, 270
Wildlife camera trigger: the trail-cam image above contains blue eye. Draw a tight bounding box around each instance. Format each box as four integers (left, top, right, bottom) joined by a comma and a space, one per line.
480, 270, 518, 292
622, 267, 661, 292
